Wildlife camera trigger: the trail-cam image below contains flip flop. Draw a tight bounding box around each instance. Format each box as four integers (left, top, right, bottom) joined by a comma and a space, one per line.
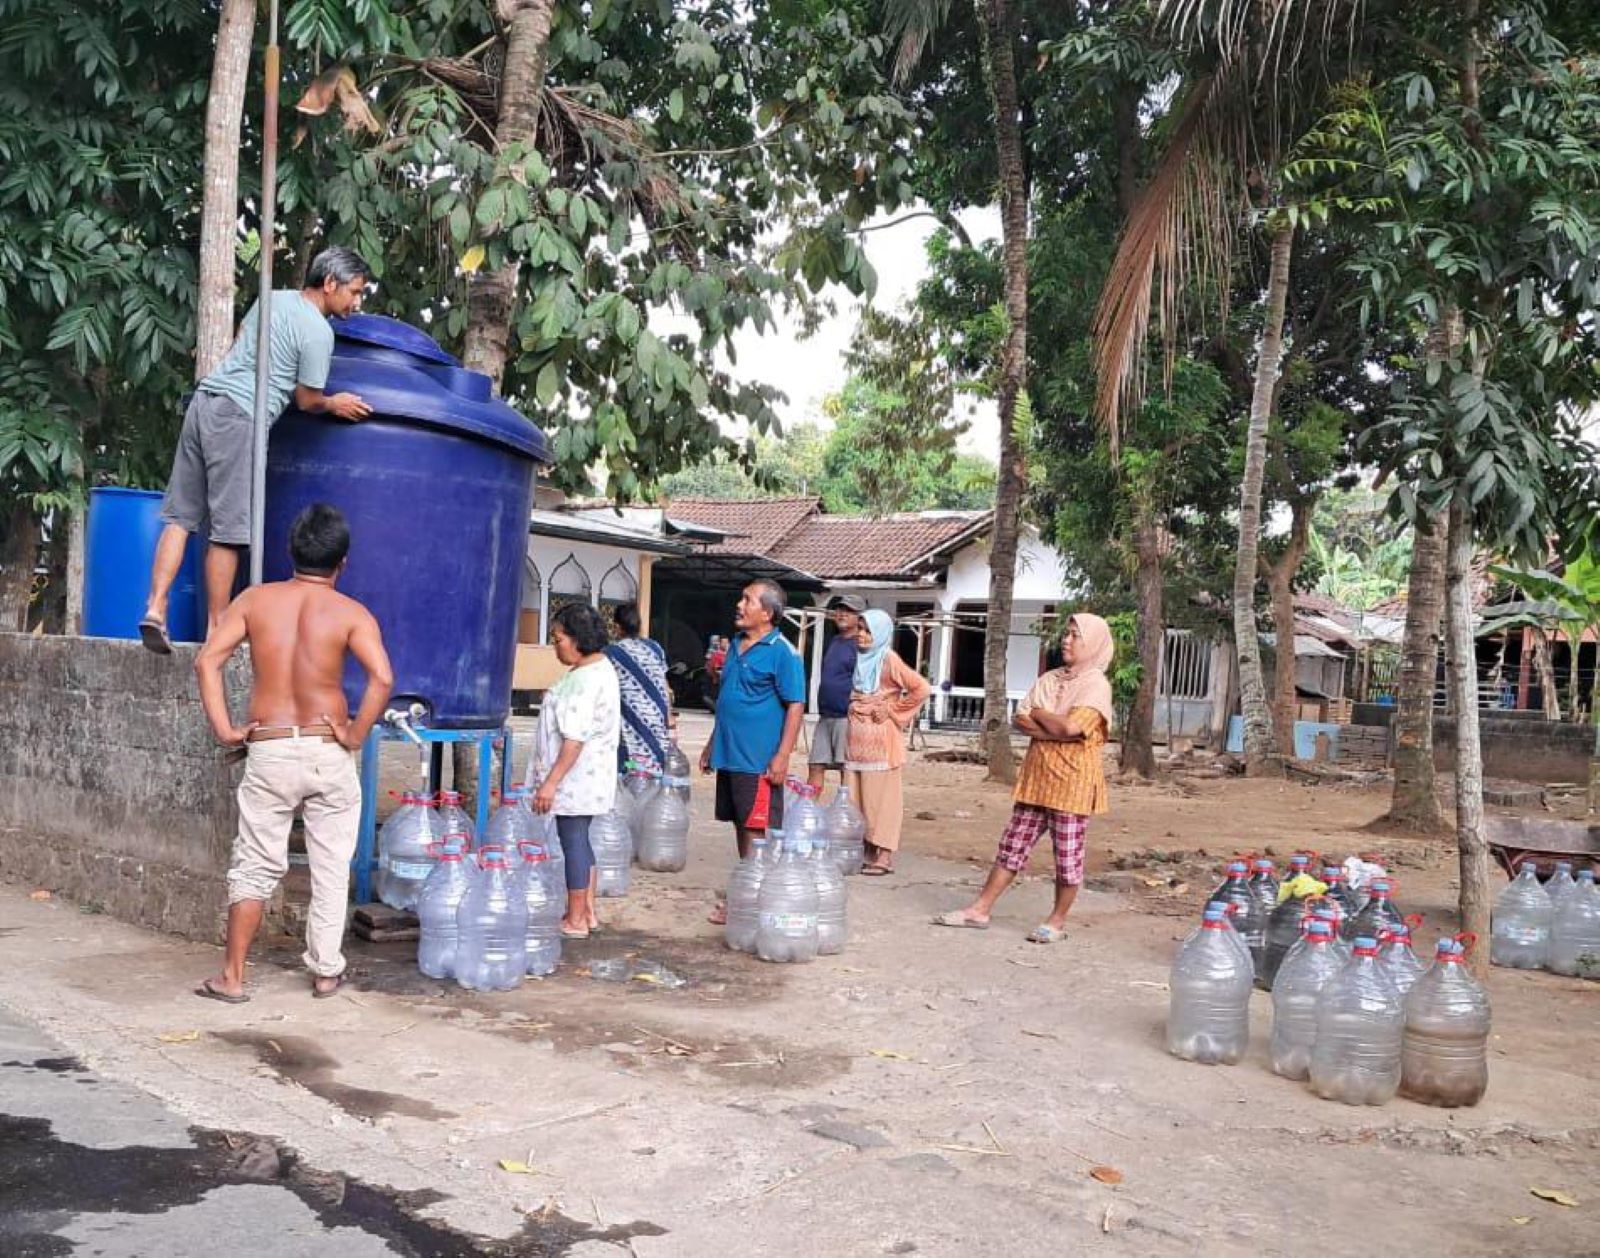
861, 863, 893, 877
560, 925, 591, 940
932, 911, 989, 930
195, 978, 249, 1004
138, 616, 172, 655
311, 972, 346, 999
1027, 925, 1067, 944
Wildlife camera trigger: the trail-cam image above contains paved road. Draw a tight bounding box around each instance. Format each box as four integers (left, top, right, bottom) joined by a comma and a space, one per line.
0, 1004, 403, 1257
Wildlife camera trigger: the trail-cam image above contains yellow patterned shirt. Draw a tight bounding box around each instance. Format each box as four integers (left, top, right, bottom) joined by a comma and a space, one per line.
1013, 707, 1109, 816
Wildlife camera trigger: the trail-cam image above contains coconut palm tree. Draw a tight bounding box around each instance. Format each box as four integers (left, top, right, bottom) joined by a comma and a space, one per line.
1091, 0, 1367, 772
880, 0, 1031, 783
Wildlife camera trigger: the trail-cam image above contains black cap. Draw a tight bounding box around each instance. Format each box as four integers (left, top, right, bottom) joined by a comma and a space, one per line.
828, 594, 868, 613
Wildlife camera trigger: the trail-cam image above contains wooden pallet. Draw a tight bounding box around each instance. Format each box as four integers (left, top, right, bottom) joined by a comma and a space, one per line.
351, 903, 420, 943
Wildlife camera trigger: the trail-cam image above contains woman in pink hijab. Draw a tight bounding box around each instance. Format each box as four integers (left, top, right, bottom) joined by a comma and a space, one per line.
934, 613, 1115, 942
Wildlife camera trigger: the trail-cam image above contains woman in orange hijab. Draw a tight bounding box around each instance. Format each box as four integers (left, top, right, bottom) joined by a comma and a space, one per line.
934, 613, 1114, 942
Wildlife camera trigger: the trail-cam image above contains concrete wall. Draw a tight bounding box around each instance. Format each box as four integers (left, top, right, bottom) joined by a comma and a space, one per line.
0, 633, 252, 940
1434, 713, 1595, 785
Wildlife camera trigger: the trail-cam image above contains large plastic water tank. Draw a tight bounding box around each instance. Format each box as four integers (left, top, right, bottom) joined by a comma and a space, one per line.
262, 315, 547, 728
84, 487, 203, 643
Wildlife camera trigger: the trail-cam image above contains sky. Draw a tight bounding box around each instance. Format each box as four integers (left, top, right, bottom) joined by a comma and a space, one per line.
678, 204, 1003, 458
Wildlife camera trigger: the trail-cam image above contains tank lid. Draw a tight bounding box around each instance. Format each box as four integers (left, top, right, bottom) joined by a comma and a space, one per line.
313, 315, 550, 463
330, 313, 459, 365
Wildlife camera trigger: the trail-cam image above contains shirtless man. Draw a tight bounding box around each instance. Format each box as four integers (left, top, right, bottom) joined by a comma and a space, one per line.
193, 503, 393, 1003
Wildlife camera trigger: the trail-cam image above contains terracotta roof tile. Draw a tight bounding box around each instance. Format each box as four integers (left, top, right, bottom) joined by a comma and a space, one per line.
772, 512, 989, 580
660, 498, 992, 580
663, 497, 820, 557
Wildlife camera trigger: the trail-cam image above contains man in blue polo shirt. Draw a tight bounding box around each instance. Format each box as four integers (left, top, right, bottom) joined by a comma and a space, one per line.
700, 579, 805, 922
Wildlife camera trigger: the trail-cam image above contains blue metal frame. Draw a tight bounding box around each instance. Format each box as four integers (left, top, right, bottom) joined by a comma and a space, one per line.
353, 724, 516, 904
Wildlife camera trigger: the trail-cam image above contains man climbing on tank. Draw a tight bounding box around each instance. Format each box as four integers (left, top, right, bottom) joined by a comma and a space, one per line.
193, 503, 393, 1003
139, 246, 376, 653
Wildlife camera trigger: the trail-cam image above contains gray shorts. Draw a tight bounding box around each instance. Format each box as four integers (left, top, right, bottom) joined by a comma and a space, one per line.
810, 717, 849, 767
160, 391, 253, 545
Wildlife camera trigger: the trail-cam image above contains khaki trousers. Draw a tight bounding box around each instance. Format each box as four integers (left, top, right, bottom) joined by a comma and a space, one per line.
228, 737, 361, 977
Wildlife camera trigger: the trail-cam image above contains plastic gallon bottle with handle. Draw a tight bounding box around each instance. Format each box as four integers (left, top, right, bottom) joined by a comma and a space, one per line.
1491, 863, 1554, 970
1167, 906, 1253, 1065
725, 836, 770, 953
1548, 869, 1600, 978
824, 787, 868, 877
1308, 936, 1403, 1106
755, 839, 820, 964
1270, 918, 1344, 1080
454, 847, 527, 991
416, 840, 473, 980
1400, 938, 1491, 1107
634, 776, 690, 873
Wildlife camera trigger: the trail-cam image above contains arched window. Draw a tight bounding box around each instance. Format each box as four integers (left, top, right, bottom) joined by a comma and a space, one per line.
547, 553, 593, 631
598, 560, 638, 638
519, 558, 543, 645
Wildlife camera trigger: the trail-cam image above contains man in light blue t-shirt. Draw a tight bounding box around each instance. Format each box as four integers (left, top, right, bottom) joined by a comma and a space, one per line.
140, 246, 375, 652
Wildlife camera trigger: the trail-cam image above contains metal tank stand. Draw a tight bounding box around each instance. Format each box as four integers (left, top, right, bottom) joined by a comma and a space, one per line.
351, 709, 516, 904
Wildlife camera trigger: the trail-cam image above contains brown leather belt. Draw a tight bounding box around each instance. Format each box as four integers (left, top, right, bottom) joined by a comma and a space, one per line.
247, 724, 338, 743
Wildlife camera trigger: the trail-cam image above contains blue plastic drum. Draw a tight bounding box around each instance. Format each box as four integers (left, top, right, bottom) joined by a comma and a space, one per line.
263, 315, 548, 728
83, 487, 203, 643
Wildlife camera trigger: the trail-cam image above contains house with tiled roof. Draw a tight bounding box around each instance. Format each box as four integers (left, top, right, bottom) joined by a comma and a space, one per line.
633, 497, 1075, 724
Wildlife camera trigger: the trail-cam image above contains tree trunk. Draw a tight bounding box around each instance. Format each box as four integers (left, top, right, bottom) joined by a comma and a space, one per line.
1387, 517, 1447, 827
196, 0, 257, 377
1445, 494, 1489, 972
974, 0, 1028, 784
66, 507, 85, 635
1531, 628, 1561, 720
1233, 221, 1294, 772
1265, 498, 1313, 760
1121, 515, 1163, 776
0, 502, 40, 632
460, 0, 557, 386
1566, 632, 1583, 723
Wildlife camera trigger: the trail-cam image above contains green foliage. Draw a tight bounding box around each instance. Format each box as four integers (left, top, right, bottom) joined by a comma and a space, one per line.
0, 0, 208, 507
1286, 6, 1600, 561
281, 0, 919, 495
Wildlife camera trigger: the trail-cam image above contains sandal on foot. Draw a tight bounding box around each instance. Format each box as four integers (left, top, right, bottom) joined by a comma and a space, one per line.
860, 863, 893, 877
195, 978, 249, 1004
560, 925, 591, 940
1026, 925, 1066, 944
707, 904, 728, 926
932, 911, 989, 930
138, 616, 173, 655
312, 972, 347, 999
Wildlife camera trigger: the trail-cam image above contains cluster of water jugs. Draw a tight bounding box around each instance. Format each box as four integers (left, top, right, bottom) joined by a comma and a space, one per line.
413, 785, 568, 990
375, 789, 478, 910
1491, 860, 1600, 978
1166, 853, 1492, 1107
724, 781, 865, 963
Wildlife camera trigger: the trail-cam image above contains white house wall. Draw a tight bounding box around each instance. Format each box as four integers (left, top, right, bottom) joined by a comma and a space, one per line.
524, 536, 645, 643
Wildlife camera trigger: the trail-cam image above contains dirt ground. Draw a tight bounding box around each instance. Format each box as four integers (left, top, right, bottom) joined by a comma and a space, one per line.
3, 713, 1599, 1255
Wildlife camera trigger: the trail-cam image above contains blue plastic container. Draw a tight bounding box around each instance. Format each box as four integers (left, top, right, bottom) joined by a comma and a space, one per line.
84, 487, 203, 643
262, 315, 547, 729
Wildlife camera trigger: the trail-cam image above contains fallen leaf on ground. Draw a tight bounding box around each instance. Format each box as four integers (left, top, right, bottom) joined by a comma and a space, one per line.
1089, 1166, 1124, 1185
869, 1049, 913, 1060
1531, 1188, 1579, 1207
1511, 1216, 1532, 1225
498, 1160, 541, 1175
157, 1030, 200, 1044
1020, 1028, 1058, 1040
29, 889, 51, 901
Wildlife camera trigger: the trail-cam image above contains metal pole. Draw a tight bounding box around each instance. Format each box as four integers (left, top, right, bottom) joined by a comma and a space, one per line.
249, 0, 281, 587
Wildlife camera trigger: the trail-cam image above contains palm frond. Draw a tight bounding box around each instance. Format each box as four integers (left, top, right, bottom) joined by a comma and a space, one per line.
877, 0, 958, 85
1091, 73, 1242, 449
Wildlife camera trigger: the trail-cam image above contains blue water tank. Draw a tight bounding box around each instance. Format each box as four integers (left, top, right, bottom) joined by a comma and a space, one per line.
262, 315, 548, 729
84, 487, 203, 643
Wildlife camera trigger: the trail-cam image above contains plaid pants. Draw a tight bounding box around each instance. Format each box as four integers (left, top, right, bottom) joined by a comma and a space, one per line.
996, 804, 1087, 885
